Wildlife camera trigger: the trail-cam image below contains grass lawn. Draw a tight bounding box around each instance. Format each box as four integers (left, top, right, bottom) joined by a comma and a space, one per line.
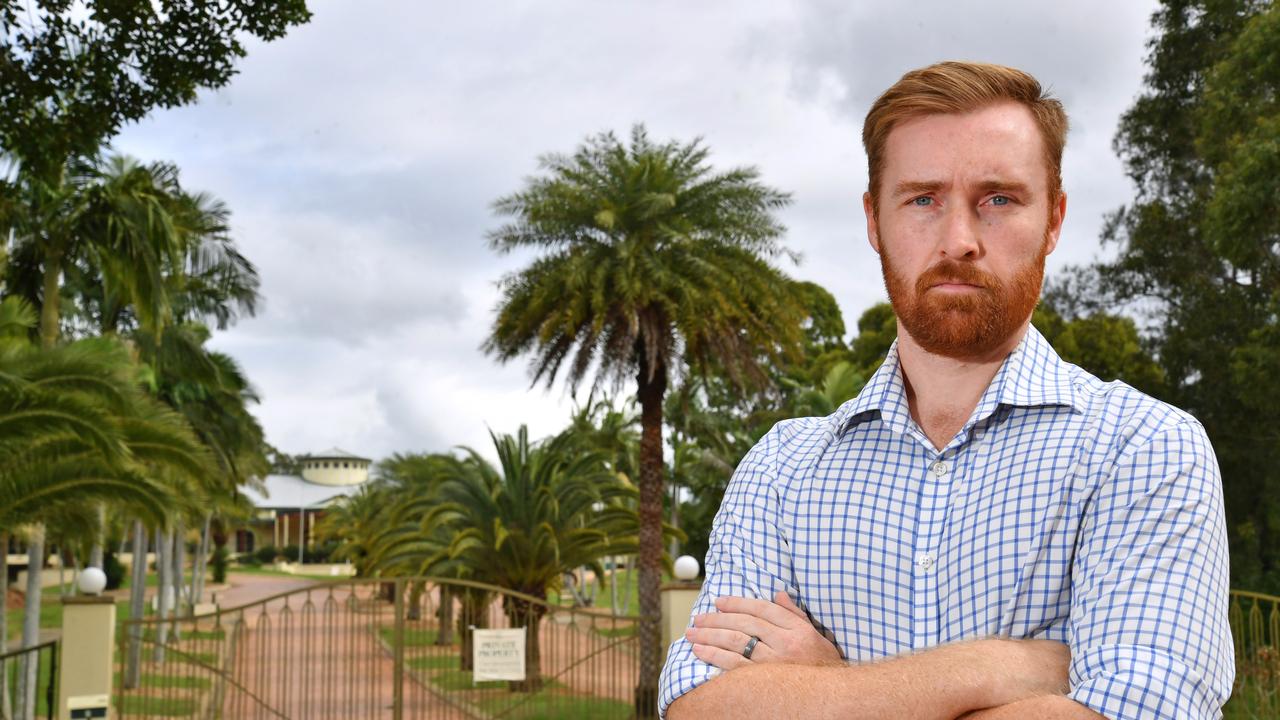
478, 691, 633, 720
378, 625, 439, 647
113, 671, 213, 690
407, 652, 458, 671
4, 597, 134, 644
548, 566, 669, 615
428, 667, 507, 691
3, 643, 56, 716
468, 679, 633, 720
591, 623, 637, 638
117, 694, 198, 717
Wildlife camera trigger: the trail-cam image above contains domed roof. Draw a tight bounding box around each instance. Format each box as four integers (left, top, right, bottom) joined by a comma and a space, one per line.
305, 447, 371, 463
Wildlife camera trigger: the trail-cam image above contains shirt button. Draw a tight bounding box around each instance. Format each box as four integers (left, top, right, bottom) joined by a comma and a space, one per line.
931, 461, 948, 477
915, 551, 936, 570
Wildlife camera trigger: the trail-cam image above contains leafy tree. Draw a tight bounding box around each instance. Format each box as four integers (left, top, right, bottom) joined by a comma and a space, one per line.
1069, 0, 1278, 589
484, 125, 809, 710
1, 0, 311, 180
1032, 307, 1166, 397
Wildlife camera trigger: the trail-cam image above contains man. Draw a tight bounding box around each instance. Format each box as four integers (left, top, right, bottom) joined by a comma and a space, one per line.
660, 61, 1233, 720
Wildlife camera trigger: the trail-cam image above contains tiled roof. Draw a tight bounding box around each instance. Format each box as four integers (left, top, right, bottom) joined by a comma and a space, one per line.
241, 474, 366, 509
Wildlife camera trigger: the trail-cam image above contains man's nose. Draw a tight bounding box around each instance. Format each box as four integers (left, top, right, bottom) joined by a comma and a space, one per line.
940, 205, 982, 259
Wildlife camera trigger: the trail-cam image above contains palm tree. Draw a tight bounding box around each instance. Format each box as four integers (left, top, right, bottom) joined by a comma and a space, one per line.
484, 126, 808, 710
783, 361, 866, 418
0, 330, 208, 716
377, 427, 643, 691
314, 483, 393, 579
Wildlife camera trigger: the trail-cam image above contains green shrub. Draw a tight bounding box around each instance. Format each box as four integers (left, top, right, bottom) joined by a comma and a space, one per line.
303, 541, 338, 564
254, 545, 279, 565
102, 550, 126, 590
210, 546, 229, 583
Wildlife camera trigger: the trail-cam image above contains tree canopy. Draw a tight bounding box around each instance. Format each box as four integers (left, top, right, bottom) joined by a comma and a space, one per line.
1, 0, 311, 177
1066, 0, 1280, 589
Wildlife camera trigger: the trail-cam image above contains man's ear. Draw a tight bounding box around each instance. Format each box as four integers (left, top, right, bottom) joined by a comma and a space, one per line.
863, 192, 881, 254
1044, 191, 1067, 256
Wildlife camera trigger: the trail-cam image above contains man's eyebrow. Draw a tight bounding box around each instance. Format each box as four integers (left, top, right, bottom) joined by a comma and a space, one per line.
976, 179, 1033, 196
891, 180, 945, 196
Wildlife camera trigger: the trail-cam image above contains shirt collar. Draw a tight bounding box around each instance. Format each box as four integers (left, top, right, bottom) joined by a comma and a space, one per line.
835, 325, 1082, 438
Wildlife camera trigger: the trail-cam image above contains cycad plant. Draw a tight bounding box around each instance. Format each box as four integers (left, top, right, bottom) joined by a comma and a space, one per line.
485, 126, 809, 708
379, 427, 644, 692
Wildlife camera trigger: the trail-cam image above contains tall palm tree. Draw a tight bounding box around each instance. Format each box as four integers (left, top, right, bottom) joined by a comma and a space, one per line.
484, 126, 808, 710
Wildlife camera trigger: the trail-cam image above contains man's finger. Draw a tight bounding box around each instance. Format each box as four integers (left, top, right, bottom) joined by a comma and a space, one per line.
691, 642, 751, 671
686, 626, 771, 661
773, 590, 808, 620
693, 611, 777, 642
714, 595, 802, 628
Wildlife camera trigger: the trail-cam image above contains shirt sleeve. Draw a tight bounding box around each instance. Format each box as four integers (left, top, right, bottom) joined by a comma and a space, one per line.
1067, 419, 1235, 719
658, 423, 796, 717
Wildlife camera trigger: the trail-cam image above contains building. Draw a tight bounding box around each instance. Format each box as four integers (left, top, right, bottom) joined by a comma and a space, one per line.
237, 448, 373, 557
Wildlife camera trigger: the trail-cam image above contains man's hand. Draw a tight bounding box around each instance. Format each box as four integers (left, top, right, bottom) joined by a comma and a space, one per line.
685, 591, 843, 669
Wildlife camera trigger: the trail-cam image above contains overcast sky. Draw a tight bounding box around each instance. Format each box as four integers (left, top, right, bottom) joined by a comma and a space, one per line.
114, 0, 1160, 462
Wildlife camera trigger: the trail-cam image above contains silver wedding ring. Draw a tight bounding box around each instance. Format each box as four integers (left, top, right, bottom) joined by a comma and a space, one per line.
741, 635, 760, 660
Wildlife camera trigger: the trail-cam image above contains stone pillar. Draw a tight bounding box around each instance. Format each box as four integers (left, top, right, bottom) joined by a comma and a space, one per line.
58, 595, 115, 719
660, 581, 702, 658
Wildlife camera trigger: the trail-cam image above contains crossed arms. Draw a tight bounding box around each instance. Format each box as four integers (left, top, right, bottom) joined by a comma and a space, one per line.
666, 592, 1101, 720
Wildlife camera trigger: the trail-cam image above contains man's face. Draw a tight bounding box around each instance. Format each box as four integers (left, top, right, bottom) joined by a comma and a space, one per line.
863, 102, 1067, 361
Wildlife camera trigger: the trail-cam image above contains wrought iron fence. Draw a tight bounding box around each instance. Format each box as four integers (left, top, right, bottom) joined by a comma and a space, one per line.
0, 639, 58, 720
116, 577, 644, 719
1229, 590, 1280, 716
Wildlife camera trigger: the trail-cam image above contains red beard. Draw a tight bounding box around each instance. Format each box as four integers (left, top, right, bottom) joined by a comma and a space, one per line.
881, 244, 1046, 360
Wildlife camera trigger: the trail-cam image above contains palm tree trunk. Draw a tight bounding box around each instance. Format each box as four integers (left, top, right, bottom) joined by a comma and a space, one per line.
407, 581, 423, 621
17, 525, 45, 720
153, 529, 172, 664
170, 525, 184, 640
505, 596, 546, 693
125, 521, 147, 689
1, 531, 12, 720
89, 503, 105, 569
621, 556, 634, 615
172, 521, 186, 620
435, 586, 454, 646
38, 246, 62, 351
634, 352, 667, 717
190, 515, 210, 605
457, 590, 489, 671
610, 557, 620, 613
58, 548, 70, 598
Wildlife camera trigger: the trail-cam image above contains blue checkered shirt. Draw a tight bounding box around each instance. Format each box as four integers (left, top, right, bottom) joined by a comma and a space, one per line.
659, 326, 1234, 719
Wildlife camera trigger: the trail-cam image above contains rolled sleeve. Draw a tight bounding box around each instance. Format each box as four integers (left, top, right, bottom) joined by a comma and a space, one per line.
658, 424, 795, 717
1068, 419, 1234, 719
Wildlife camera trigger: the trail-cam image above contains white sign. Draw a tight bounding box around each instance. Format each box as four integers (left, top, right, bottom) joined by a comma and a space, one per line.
472, 628, 527, 682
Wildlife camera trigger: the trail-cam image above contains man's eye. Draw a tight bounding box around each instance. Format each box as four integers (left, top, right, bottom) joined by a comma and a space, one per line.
990, 195, 1010, 206
912, 196, 933, 206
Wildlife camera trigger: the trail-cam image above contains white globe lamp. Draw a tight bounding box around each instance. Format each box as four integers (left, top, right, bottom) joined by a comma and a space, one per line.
673, 555, 700, 581
77, 567, 108, 596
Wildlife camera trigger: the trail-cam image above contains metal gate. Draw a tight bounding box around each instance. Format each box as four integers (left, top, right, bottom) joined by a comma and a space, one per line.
115, 577, 643, 719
